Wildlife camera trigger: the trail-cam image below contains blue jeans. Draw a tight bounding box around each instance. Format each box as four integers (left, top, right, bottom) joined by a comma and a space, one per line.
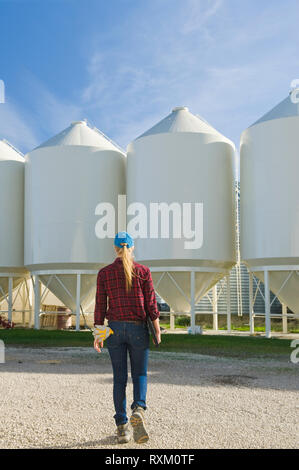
106, 320, 150, 426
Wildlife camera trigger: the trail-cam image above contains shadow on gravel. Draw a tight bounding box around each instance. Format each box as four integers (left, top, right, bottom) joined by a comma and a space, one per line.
209, 375, 258, 386
45, 435, 120, 449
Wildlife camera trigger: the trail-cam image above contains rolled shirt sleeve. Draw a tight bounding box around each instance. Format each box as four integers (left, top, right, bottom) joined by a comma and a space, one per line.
94, 271, 107, 326
142, 268, 160, 321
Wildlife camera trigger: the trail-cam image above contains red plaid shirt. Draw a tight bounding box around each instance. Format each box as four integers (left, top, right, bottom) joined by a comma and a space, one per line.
94, 257, 160, 326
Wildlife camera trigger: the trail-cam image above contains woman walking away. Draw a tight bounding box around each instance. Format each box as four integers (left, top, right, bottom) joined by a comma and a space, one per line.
93, 231, 161, 444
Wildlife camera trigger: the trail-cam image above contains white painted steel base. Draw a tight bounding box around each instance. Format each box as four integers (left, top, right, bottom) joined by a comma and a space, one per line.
31, 270, 98, 331
0, 273, 31, 325
247, 266, 299, 338
150, 266, 231, 334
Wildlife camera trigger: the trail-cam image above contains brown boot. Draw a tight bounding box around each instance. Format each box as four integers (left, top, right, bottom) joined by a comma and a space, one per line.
115, 422, 131, 444
130, 406, 149, 444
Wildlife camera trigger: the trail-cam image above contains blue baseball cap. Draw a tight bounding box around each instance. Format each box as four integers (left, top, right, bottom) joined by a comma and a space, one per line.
114, 231, 134, 248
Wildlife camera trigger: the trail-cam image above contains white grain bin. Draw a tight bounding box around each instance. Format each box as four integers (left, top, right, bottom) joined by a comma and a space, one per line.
25, 121, 126, 325
127, 107, 236, 314
241, 92, 299, 315
0, 140, 28, 309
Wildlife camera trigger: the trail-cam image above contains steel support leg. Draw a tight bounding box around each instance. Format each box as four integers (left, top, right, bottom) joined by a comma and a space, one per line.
34, 275, 40, 330
213, 285, 218, 331
226, 274, 231, 333
8, 277, 13, 323
264, 270, 271, 339
76, 274, 81, 331
190, 271, 195, 334
249, 271, 254, 335
170, 313, 175, 331
282, 304, 288, 334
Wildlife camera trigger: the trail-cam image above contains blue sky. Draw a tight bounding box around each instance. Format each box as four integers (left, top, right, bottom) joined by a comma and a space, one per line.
1, 0, 299, 162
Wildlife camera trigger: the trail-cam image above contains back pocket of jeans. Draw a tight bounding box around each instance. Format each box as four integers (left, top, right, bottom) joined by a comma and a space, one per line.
131, 329, 149, 349
106, 332, 120, 349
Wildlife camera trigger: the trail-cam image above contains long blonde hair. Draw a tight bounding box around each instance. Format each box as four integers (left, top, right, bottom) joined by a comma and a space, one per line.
115, 244, 148, 293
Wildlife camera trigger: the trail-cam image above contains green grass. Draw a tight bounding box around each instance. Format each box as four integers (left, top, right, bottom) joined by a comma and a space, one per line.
162, 322, 299, 334
162, 321, 299, 334
160, 323, 186, 329
217, 325, 299, 333
154, 334, 292, 358
0, 327, 294, 359
0, 328, 91, 348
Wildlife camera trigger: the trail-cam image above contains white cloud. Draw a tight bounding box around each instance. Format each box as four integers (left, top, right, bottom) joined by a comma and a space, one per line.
181, 0, 223, 34
0, 71, 86, 154
0, 100, 39, 153
21, 72, 84, 137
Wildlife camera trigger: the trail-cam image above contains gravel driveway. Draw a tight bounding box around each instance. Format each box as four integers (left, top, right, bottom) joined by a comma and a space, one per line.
0, 346, 298, 449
